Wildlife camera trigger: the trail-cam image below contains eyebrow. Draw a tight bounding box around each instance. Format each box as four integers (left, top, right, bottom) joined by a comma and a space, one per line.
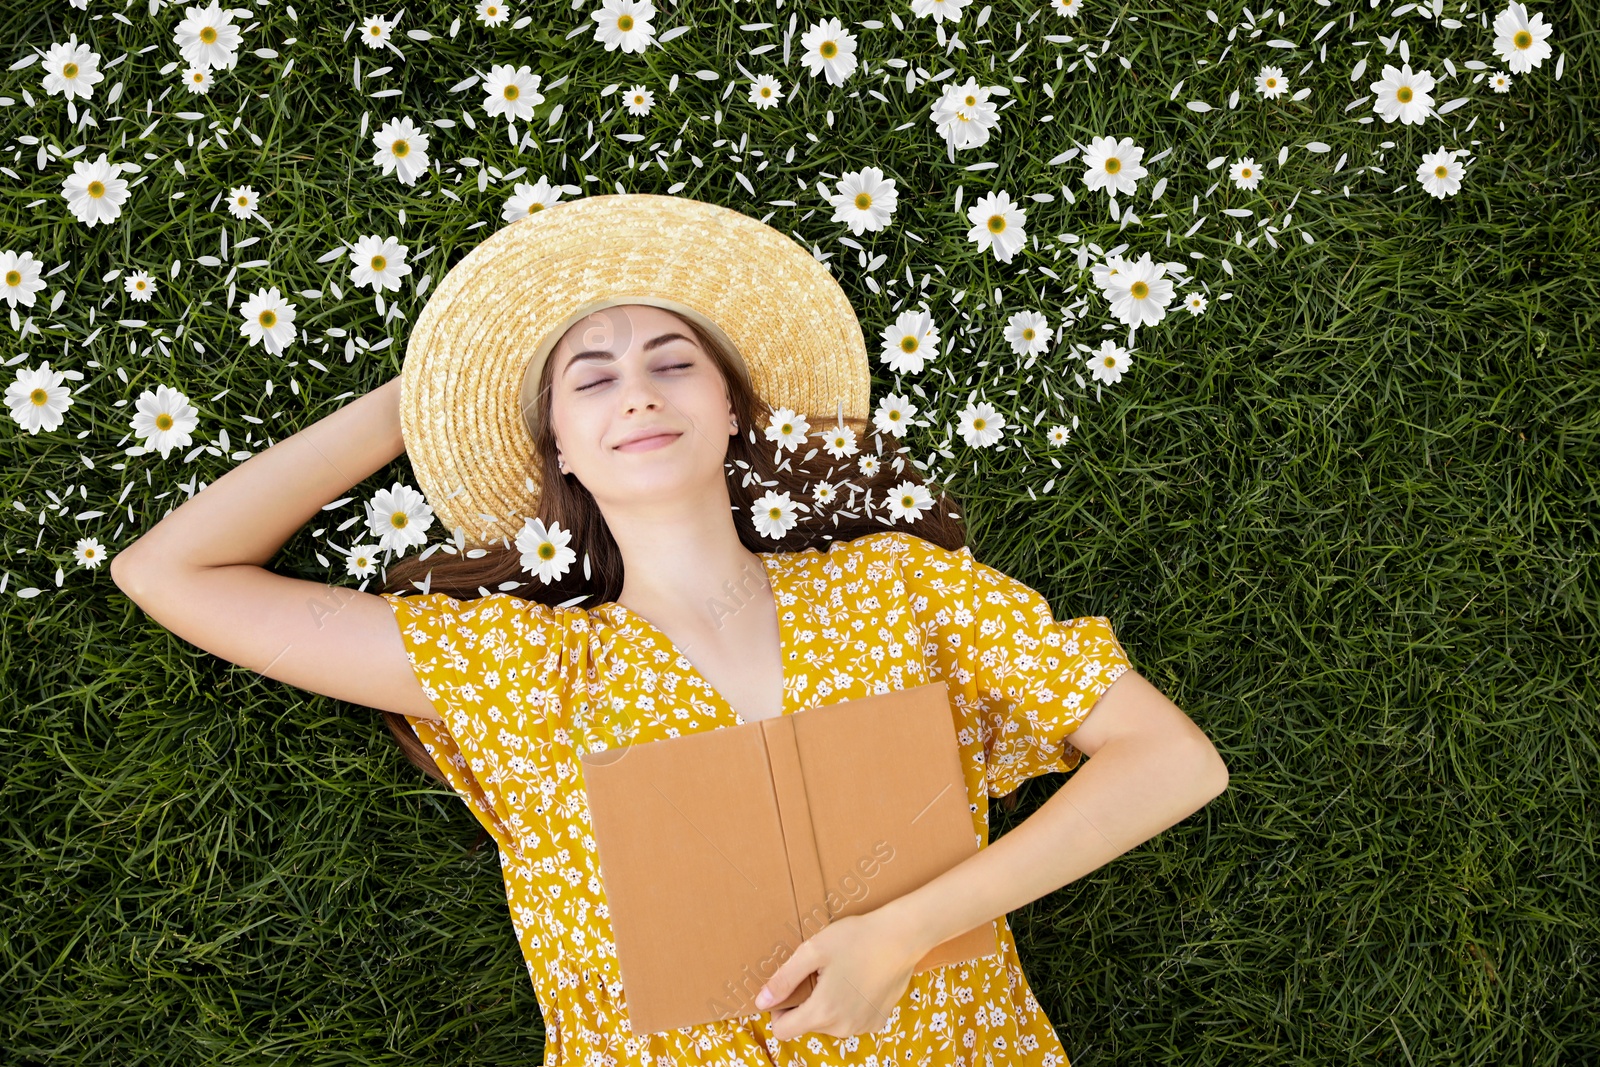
562, 332, 696, 377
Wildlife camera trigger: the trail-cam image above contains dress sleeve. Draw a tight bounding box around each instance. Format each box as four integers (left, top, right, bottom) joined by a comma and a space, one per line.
886, 531, 1134, 798
380, 590, 563, 859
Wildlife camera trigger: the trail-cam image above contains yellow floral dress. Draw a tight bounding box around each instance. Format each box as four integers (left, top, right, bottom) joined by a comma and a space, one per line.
382, 530, 1133, 1067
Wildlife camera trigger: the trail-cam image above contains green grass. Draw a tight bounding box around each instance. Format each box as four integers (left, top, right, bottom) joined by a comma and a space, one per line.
3, 0, 1597, 1062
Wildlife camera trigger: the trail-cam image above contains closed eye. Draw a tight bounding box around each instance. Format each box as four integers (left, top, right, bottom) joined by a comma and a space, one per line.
575, 362, 694, 392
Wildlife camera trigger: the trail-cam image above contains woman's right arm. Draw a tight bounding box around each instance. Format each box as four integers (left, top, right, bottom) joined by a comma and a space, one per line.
109, 375, 443, 722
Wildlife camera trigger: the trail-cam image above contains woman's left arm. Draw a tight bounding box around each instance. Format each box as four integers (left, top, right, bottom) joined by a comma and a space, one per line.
876, 668, 1229, 958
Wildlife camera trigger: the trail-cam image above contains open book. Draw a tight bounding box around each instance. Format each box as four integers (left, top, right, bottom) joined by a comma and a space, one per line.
580, 680, 999, 1036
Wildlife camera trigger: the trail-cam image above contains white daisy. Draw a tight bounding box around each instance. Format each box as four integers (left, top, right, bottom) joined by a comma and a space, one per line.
873, 393, 917, 438
5, 361, 75, 434
764, 407, 812, 452
1185, 292, 1208, 315
130, 383, 199, 459
365, 481, 435, 555
591, 0, 657, 54
1492, 2, 1554, 74
827, 166, 898, 235
372, 116, 430, 185
1046, 424, 1072, 445
174, 2, 243, 72
1229, 157, 1263, 190
181, 66, 214, 95
1090, 251, 1131, 293
930, 78, 1000, 150
1370, 63, 1436, 125
345, 542, 383, 579
1051, 0, 1084, 16
1, 250, 48, 310
1085, 339, 1133, 385
856, 453, 881, 477
957, 401, 1007, 448
238, 286, 298, 356
909, 0, 972, 23
225, 183, 260, 220
811, 480, 838, 507
800, 17, 859, 87
1004, 309, 1052, 357
750, 489, 802, 540
358, 14, 397, 50
40, 36, 106, 102
502, 175, 564, 223
61, 153, 130, 228
1081, 136, 1149, 197
886, 481, 936, 524
347, 235, 413, 293
75, 537, 107, 569
483, 64, 544, 123
749, 74, 784, 110
515, 517, 577, 584
1255, 65, 1287, 99
623, 84, 654, 117
1102, 252, 1175, 329
124, 269, 158, 302
816, 422, 859, 460
1489, 70, 1513, 93
967, 189, 1027, 264
1416, 148, 1466, 198
475, 0, 510, 27
879, 308, 941, 376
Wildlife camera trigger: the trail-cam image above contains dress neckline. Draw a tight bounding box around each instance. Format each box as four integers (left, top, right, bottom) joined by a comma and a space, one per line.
598, 552, 790, 725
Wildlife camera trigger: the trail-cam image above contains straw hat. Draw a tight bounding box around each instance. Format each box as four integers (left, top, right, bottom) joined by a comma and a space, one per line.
394, 193, 873, 549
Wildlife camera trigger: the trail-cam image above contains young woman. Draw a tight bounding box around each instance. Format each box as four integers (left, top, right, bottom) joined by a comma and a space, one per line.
112, 282, 1228, 1062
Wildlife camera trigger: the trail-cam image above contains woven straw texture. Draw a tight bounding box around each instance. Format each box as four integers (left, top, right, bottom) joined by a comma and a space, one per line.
398, 193, 871, 548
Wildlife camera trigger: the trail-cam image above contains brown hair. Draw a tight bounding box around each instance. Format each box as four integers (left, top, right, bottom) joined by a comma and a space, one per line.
377, 311, 973, 793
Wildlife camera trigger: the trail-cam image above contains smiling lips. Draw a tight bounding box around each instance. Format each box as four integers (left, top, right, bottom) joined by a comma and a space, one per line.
614, 431, 682, 452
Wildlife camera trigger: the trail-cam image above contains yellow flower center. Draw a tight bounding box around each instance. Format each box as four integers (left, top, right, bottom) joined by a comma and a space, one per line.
617, 14, 633, 30
371, 255, 386, 271
136, 281, 146, 289
85, 548, 97, 558
201, 26, 217, 44
973, 418, 986, 430
900, 337, 918, 353
370, 25, 382, 36
1514, 29, 1532, 49
1131, 281, 1149, 299
486, 5, 497, 14
1242, 168, 1253, 178
901, 495, 914, 507
965, 95, 976, 106
1266, 78, 1277, 87
259, 310, 277, 328
156, 413, 173, 430
5, 271, 19, 286
88, 181, 105, 198
760, 87, 772, 97
1435, 165, 1448, 178
237, 195, 248, 205
768, 507, 782, 519
1104, 157, 1121, 174
64, 63, 79, 78
538, 543, 555, 560
392, 512, 408, 528
392, 139, 409, 156
987, 215, 1005, 233
854, 192, 872, 209
31, 388, 47, 405
781, 423, 793, 435
505, 85, 519, 100
1397, 86, 1413, 103
193, 72, 204, 83
530, 202, 544, 211
1022, 328, 1034, 339
821, 41, 837, 58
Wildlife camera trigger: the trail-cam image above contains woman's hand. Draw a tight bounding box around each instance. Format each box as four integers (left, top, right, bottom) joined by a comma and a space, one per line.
753, 908, 926, 1041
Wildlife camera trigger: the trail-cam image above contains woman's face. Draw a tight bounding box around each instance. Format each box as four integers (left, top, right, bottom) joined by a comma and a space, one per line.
546, 304, 737, 505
